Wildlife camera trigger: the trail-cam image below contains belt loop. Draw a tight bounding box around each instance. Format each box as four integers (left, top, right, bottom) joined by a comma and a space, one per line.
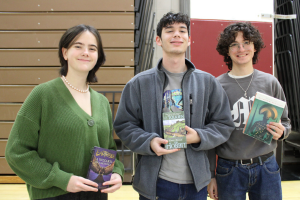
258, 156, 263, 165
235, 160, 239, 167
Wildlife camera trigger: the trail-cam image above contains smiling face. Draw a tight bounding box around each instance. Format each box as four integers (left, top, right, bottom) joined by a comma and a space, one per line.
62, 31, 98, 75
156, 23, 190, 56
228, 31, 256, 69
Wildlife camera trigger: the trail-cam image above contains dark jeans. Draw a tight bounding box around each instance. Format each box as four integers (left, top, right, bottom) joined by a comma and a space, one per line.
36, 191, 107, 200
216, 155, 282, 200
139, 178, 207, 200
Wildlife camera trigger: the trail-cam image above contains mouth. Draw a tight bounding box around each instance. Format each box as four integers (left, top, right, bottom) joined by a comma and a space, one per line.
171, 41, 183, 43
170, 41, 183, 46
78, 59, 90, 62
237, 54, 248, 57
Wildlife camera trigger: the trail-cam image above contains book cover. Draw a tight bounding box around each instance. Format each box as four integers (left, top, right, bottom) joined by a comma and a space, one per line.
86, 147, 116, 189
163, 111, 187, 149
243, 92, 286, 145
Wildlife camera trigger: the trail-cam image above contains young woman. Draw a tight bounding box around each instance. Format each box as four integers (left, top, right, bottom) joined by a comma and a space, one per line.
5, 24, 124, 200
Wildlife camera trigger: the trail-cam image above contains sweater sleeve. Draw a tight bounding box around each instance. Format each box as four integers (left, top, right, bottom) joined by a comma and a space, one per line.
113, 82, 159, 155
5, 87, 72, 191
191, 77, 235, 151
273, 78, 291, 140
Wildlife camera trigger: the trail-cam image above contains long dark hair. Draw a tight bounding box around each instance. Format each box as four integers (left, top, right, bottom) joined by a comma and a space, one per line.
58, 24, 106, 83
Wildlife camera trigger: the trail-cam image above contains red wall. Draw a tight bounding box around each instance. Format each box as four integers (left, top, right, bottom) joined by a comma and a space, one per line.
190, 19, 273, 77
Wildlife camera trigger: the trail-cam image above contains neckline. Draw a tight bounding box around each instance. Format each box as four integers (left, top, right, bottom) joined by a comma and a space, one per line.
227, 69, 256, 81
56, 77, 95, 119
162, 66, 186, 77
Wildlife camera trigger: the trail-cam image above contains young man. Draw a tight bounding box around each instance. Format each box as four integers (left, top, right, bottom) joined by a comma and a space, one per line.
207, 22, 291, 200
114, 12, 235, 200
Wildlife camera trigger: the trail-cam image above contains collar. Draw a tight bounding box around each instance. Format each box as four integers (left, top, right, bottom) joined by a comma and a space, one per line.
156, 58, 196, 72
155, 58, 195, 89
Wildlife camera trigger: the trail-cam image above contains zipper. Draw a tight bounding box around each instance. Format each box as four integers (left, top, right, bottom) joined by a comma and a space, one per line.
190, 94, 193, 115
182, 68, 197, 186
154, 71, 166, 198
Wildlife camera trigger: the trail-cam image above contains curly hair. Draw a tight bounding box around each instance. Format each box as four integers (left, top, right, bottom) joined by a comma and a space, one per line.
58, 24, 106, 83
156, 12, 190, 38
216, 22, 265, 70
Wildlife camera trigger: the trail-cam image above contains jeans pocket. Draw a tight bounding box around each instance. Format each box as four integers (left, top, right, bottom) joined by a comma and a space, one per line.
216, 160, 234, 177
263, 157, 280, 174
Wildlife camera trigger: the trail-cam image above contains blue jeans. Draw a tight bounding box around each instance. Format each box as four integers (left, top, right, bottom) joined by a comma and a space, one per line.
139, 178, 207, 200
216, 155, 282, 200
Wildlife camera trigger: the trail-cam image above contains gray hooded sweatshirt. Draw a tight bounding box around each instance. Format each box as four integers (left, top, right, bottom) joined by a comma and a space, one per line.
114, 58, 235, 200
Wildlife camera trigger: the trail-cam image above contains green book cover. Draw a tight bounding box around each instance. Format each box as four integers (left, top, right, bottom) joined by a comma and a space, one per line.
243, 92, 286, 145
163, 111, 187, 149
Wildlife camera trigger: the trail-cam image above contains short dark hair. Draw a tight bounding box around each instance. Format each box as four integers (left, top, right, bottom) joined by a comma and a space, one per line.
156, 12, 190, 38
216, 22, 265, 70
58, 24, 105, 83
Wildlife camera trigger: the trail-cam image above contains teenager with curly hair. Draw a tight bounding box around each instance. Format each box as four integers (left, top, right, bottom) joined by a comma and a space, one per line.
207, 22, 291, 200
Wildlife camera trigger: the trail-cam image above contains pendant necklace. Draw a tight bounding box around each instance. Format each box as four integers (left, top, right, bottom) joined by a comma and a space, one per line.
233, 72, 254, 98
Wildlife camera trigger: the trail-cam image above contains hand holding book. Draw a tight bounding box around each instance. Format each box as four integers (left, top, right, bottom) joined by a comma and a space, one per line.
243, 92, 286, 145
266, 121, 285, 140
67, 175, 99, 193
185, 125, 201, 144
101, 173, 122, 193
150, 137, 180, 156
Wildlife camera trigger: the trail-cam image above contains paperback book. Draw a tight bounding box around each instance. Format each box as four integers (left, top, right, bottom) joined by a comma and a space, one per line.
163, 111, 187, 149
243, 92, 286, 145
87, 147, 116, 189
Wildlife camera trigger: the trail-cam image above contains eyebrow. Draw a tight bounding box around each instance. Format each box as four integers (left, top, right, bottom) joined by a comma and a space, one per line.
73, 42, 98, 49
165, 25, 187, 29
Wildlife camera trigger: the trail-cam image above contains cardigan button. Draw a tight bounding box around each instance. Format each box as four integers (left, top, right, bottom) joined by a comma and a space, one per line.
87, 119, 94, 127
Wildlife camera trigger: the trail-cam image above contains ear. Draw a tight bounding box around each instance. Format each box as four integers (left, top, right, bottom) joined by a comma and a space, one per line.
156, 36, 162, 46
187, 36, 191, 47
62, 48, 68, 60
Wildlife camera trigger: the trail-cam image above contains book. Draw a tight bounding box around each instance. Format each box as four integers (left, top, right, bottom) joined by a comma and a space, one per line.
86, 147, 116, 189
243, 92, 286, 145
163, 111, 187, 149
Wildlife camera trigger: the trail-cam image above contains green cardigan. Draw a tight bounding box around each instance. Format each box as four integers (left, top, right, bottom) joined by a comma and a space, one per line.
5, 78, 124, 200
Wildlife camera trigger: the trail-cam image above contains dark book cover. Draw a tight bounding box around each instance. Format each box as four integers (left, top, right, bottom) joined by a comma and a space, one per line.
163, 111, 187, 149
243, 92, 286, 145
87, 147, 116, 189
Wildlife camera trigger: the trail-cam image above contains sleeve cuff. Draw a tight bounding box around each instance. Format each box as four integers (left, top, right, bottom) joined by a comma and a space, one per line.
113, 162, 125, 182
278, 130, 285, 141
51, 163, 73, 191
211, 170, 215, 178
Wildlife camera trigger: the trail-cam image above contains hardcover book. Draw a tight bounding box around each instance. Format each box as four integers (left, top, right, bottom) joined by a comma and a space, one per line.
163, 111, 187, 149
243, 92, 286, 145
87, 147, 116, 189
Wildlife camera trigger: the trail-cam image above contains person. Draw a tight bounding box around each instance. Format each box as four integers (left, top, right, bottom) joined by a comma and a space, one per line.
113, 12, 235, 200
5, 24, 124, 200
207, 22, 291, 200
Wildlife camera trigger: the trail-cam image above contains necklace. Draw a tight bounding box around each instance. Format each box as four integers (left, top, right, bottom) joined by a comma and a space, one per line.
233, 72, 254, 98
62, 76, 89, 93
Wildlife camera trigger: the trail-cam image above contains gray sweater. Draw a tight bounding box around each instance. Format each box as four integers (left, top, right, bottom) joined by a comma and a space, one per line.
210, 69, 291, 175
114, 58, 235, 200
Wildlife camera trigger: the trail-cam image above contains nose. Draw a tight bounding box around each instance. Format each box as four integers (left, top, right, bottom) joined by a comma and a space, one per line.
173, 30, 181, 38
238, 43, 245, 51
82, 47, 89, 56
